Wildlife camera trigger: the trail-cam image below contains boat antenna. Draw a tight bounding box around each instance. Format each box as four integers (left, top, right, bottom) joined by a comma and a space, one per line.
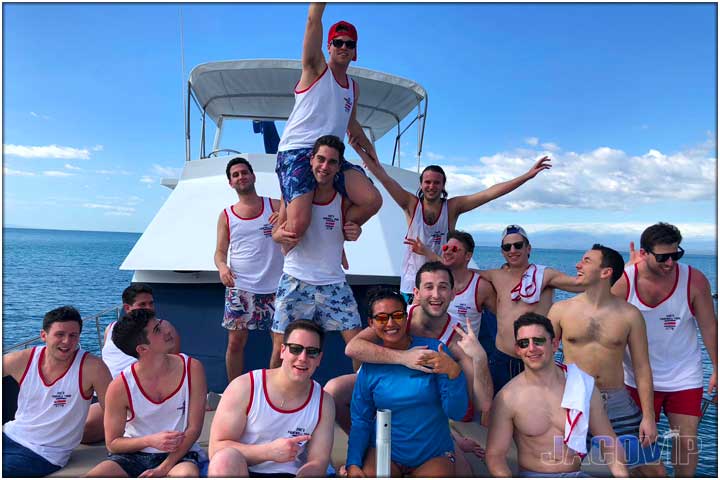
179, 7, 189, 163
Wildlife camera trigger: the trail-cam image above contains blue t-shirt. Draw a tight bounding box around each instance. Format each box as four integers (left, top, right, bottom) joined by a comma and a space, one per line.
346, 336, 468, 468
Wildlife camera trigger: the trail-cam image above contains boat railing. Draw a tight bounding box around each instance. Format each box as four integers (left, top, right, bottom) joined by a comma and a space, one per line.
2, 305, 122, 354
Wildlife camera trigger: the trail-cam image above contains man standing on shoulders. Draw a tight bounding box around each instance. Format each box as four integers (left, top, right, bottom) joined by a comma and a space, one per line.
3, 306, 112, 477
208, 320, 335, 477
272, 135, 364, 369
214, 157, 284, 382
479, 225, 581, 394
612, 222, 717, 477
85, 309, 207, 477
486, 313, 628, 478
277, 2, 381, 243
549, 244, 664, 476
354, 139, 550, 301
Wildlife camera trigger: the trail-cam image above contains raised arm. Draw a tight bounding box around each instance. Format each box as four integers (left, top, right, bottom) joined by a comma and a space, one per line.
448, 156, 551, 218
296, 392, 335, 477
485, 389, 516, 477
433, 344, 469, 421
451, 320, 493, 413
344, 326, 432, 372
349, 138, 417, 216
299, 3, 327, 87
214, 211, 235, 288
691, 268, 718, 399
587, 387, 628, 477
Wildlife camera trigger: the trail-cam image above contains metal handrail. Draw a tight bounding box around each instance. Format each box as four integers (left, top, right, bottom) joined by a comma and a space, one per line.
2, 305, 122, 354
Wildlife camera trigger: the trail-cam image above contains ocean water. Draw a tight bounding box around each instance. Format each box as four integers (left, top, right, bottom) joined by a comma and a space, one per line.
2, 228, 717, 476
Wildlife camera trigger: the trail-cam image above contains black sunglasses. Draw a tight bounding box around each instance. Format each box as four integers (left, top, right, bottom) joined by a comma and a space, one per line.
284, 343, 322, 358
647, 246, 684, 263
331, 39, 356, 49
371, 310, 406, 324
515, 337, 547, 349
502, 241, 525, 252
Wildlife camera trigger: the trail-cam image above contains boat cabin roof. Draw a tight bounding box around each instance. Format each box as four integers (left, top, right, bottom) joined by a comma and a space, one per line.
188, 59, 428, 142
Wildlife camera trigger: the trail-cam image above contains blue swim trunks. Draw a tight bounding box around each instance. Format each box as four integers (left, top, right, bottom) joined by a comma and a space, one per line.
271, 273, 362, 333
276, 147, 370, 203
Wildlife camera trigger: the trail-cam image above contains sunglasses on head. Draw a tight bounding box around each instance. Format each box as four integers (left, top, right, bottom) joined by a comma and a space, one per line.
371, 310, 406, 324
284, 343, 322, 358
331, 39, 356, 49
442, 244, 462, 253
515, 337, 547, 349
647, 246, 684, 263
502, 241, 525, 252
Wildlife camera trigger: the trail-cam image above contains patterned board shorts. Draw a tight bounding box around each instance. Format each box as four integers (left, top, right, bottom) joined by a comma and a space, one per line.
222, 287, 276, 331
275, 147, 371, 203
272, 273, 362, 333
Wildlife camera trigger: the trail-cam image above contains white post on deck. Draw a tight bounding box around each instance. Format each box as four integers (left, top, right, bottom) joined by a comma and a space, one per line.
376, 409, 391, 477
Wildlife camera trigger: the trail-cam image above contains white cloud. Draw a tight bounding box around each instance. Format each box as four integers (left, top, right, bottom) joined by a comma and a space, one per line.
463, 222, 716, 239
64, 163, 82, 171
30, 111, 50, 120
43, 170, 76, 177
92, 145, 104, 152
541, 142, 560, 152
525, 137, 539, 146
95, 169, 131, 175
83, 203, 135, 216
424, 151, 445, 161
4, 144, 91, 160
152, 164, 182, 177
4, 167, 36, 176
140, 175, 155, 184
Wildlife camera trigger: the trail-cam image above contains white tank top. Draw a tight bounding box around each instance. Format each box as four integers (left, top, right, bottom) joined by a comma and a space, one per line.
406, 305, 460, 345
240, 369, 323, 475
278, 66, 355, 151
449, 272, 483, 336
283, 192, 345, 285
226, 197, 284, 294
400, 199, 449, 293
622, 263, 703, 391
120, 353, 201, 453
102, 321, 136, 378
4, 346, 92, 467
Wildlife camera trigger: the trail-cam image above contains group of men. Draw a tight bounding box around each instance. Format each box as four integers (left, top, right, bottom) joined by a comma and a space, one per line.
3, 2, 716, 478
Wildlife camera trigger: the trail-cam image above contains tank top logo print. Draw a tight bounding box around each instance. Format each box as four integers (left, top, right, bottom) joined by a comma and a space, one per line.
430, 231, 444, 247
288, 427, 310, 447
52, 390, 72, 407
455, 303, 470, 317
260, 223, 273, 238
323, 214, 339, 230
344, 96, 352, 113
662, 314, 679, 330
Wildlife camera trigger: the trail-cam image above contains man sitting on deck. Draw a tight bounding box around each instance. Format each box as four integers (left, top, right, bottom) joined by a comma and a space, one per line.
271, 135, 364, 369
2, 306, 112, 477
208, 320, 336, 477
85, 309, 206, 478
486, 313, 628, 478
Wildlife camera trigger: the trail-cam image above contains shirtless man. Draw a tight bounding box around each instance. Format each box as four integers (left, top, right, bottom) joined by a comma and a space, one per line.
208, 320, 335, 477
214, 157, 283, 381
86, 309, 207, 478
3, 306, 111, 477
486, 312, 628, 478
277, 2, 381, 241
612, 222, 718, 477
549, 244, 664, 475
480, 224, 580, 394
354, 139, 550, 300
83, 284, 180, 444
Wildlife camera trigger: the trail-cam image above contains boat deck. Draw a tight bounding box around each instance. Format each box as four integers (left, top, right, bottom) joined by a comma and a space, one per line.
50, 411, 610, 477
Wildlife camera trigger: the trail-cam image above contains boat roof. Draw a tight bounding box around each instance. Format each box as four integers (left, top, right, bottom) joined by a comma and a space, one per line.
188, 59, 428, 141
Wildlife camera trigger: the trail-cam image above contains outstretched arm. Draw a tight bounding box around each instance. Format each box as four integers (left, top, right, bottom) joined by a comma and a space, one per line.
448, 156, 551, 218
545, 268, 584, 293
344, 326, 433, 372
299, 3, 327, 87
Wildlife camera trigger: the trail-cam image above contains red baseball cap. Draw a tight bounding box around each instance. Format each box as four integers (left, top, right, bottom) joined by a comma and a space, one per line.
328, 20, 357, 61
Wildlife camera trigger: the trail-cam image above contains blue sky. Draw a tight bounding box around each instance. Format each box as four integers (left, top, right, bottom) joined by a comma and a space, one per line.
3, 2, 717, 250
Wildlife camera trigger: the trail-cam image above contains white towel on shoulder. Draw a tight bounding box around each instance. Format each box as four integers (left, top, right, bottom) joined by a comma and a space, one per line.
510, 264, 546, 304
559, 363, 595, 457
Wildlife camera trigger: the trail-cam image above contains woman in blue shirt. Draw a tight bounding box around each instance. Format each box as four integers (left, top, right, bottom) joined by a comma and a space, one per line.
346, 288, 468, 477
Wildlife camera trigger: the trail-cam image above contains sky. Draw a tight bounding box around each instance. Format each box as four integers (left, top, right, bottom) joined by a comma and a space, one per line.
2, 2, 717, 252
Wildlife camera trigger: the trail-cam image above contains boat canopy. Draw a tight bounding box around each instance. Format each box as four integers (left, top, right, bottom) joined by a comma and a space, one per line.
187, 59, 427, 160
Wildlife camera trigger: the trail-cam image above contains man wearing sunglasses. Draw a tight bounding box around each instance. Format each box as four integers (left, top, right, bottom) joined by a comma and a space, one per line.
486, 312, 628, 478
275, 2, 381, 250
611, 222, 717, 477
208, 321, 335, 477
548, 245, 664, 476
478, 225, 582, 395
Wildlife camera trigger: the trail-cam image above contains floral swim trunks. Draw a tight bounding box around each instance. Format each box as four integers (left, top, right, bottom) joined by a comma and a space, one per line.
271, 273, 362, 333
222, 287, 275, 331
275, 147, 371, 203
